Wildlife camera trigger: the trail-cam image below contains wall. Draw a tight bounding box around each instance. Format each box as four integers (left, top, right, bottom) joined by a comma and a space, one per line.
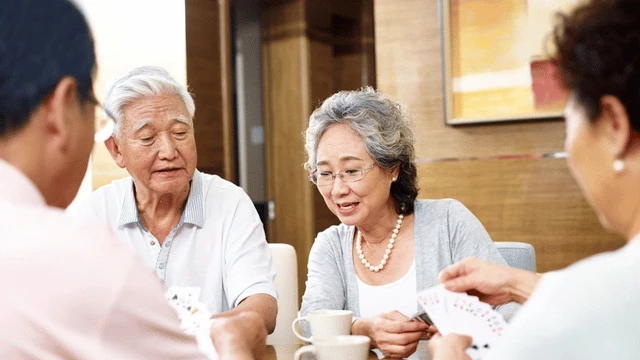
72, 0, 187, 195
261, 0, 376, 297
374, 0, 625, 272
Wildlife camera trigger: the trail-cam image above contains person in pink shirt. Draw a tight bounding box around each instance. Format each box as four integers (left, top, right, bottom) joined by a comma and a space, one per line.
0, 0, 265, 359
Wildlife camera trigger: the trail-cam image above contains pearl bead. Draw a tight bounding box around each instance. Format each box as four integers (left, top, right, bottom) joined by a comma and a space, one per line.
355, 212, 404, 273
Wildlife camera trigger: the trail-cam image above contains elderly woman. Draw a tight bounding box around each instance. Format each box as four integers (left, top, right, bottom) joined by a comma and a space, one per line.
68, 66, 277, 337
300, 87, 509, 359
429, 0, 640, 359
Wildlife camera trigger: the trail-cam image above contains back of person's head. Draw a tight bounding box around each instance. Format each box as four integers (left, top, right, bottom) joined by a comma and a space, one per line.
553, 0, 640, 133
103, 66, 195, 138
304, 86, 418, 214
0, 0, 96, 137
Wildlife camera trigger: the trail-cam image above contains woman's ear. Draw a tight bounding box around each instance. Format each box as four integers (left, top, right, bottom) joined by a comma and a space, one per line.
600, 95, 631, 159
391, 164, 400, 182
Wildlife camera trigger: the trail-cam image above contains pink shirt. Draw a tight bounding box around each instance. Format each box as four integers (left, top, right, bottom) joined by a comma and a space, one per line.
0, 159, 207, 359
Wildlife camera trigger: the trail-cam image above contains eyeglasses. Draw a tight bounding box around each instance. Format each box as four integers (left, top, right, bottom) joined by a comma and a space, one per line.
309, 163, 376, 186
87, 92, 115, 143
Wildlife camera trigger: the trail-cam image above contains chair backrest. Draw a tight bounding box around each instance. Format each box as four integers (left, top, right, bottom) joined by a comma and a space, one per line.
266, 243, 301, 345
494, 241, 536, 272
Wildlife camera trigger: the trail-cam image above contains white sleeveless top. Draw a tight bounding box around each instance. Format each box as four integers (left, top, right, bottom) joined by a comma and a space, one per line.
357, 262, 420, 359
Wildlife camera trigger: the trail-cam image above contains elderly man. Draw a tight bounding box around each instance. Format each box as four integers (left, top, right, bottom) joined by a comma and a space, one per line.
0, 1, 265, 359
69, 65, 278, 333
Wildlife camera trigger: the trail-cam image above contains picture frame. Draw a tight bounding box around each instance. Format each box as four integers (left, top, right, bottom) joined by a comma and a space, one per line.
440, 0, 578, 125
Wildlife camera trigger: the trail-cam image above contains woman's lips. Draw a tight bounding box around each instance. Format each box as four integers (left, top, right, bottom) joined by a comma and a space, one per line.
336, 202, 359, 216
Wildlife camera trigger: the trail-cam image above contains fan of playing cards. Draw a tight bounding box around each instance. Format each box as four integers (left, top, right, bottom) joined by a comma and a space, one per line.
417, 284, 508, 360
165, 287, 218, 360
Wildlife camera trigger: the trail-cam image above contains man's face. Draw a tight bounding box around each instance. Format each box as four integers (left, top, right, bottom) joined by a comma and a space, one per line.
111, 94, 197, 197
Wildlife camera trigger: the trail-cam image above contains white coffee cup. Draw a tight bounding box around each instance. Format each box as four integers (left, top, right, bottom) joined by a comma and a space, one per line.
291, 309, 353, 342
294, 335, 370, 360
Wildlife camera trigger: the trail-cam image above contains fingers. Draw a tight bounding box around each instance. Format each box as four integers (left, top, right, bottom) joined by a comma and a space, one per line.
377, 331, 423, 358
371, 313, 429, 358
428, 333, 473, 360
442, 273, 482, 293
379, 311, 428, 333
438, 257, 480, 284
443, 333, 472, 348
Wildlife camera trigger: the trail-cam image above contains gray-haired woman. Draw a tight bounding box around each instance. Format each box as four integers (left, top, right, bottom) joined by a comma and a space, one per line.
300, 87, 508, 359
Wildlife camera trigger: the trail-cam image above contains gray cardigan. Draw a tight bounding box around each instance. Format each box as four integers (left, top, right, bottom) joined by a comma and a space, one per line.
300, 198, 510, 326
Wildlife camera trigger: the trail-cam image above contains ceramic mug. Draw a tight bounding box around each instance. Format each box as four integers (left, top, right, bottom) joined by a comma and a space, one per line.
293, 335, 370, 360
291, 309, 353, 342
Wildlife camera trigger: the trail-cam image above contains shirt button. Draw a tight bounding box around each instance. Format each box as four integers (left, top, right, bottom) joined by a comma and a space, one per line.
165, 240, 172, 247
158, 263, 165, 270
150, 241, 156, 246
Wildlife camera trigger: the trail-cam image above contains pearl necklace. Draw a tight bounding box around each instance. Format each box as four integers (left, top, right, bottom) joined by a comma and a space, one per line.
356, 214, 404, 272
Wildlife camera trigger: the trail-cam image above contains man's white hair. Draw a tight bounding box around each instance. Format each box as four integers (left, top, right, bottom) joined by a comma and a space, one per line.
103, 66, 195, 138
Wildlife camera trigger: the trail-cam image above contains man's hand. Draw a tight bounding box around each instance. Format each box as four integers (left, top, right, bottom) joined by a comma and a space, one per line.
210, 311, 267, 360
221, 294, 277, 334
352, 310, 428, 359
427, 333, 473, 360
438, 257, 540, 305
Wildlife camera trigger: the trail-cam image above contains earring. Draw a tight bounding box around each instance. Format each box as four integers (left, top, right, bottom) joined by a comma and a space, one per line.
392, 177, 397, 182
613, 159, 625, 173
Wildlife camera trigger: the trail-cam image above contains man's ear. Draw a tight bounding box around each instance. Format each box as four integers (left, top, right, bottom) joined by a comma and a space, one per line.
43, 77, 79, 152
600, 95, 632, 159
104, 136, 126, 168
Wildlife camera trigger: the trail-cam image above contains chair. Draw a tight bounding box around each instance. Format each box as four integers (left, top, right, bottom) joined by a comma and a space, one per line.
266, 243, 301, 345
493, 242, 536, 321
494, 241, 536, 272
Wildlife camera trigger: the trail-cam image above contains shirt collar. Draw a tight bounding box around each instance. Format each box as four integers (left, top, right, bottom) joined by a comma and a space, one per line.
117, 170, 205, 228
0, 158, 46, 206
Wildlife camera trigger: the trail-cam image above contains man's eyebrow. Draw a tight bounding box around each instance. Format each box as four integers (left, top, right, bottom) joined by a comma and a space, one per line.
132, 120, 150, 133
132, 116, 192, 134
174, 116, 191, 126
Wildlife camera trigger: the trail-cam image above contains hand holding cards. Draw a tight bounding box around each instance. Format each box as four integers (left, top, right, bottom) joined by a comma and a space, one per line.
165, 287, 218, 360
417, 284, 507, 360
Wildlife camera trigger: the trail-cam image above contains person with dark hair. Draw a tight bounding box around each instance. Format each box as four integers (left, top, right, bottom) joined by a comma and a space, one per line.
0, 1, 265, 359
428, 0, 640, 359
300, 87, 509, 359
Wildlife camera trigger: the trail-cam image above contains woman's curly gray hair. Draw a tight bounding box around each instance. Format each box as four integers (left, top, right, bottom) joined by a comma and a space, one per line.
304, 86, 418, 215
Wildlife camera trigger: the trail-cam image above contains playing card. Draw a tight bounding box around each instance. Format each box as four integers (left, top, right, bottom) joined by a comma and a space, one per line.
417, 284, 451, 333
417, 285, 508, 360
410, 310, 434, 326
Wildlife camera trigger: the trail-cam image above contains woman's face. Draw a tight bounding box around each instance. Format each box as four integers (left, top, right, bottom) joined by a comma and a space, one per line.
315, 123, 398, 229
564, 95, 617, 230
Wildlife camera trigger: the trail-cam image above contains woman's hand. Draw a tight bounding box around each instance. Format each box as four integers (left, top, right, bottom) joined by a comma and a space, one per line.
438, 257, 540, 305
353, 310, 428, 359
427, 333, 472, 360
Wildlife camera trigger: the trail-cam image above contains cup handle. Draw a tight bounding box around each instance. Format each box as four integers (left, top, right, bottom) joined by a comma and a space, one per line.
291, 316, 312, 342
294, 345, 316, 360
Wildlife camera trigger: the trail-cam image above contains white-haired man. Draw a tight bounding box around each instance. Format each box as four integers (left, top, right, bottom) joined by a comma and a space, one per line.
68, 66, 278, 335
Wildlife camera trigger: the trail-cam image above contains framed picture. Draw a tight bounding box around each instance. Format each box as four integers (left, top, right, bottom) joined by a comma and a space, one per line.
441, 0, 579, 125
